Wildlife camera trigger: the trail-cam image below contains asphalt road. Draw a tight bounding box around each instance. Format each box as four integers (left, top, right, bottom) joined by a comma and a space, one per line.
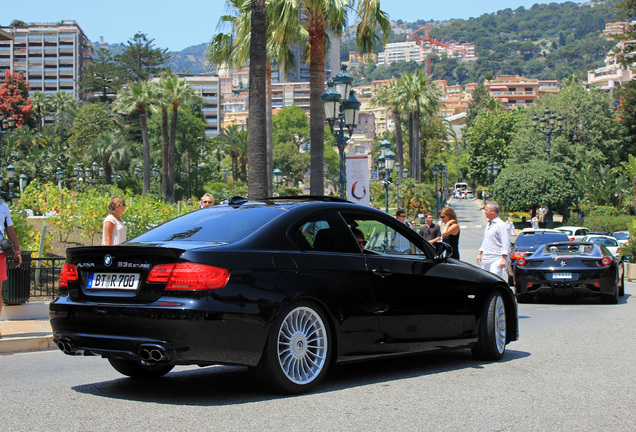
2, 199, 634, 431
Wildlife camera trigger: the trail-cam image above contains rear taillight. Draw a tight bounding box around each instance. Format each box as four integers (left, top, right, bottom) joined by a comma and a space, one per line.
517, 257, 527, 267
148, 263, 230, 291
59, 263, 79, 287
569, 237, 575, 241
511, 250, 527, 260
601, 257, 611, 267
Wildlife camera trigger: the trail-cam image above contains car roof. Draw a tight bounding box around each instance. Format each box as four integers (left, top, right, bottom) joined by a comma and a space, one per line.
555, 226, 588, 230
521, 228, 561, 233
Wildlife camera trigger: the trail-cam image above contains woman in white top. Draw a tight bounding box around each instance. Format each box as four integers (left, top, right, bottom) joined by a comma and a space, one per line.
102, 196, 127, 245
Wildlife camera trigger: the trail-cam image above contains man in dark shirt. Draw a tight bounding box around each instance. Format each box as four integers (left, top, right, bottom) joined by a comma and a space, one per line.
419, 212, 441, 244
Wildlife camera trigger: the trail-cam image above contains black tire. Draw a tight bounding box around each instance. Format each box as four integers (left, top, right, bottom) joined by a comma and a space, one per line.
619, 272, 625, 297
472, 290, 508, 361
256, 301, 331, 394
601, 284, 619, 304
108, 358, 174, 379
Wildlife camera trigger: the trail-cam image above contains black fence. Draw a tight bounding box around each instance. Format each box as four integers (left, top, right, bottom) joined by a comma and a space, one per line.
29, 256, 66, 300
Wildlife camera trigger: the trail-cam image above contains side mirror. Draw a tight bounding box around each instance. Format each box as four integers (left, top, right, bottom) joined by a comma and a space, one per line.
434, 242, 453, 260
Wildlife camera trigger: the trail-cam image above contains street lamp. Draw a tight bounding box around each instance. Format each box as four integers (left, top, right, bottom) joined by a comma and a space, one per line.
56, 167, 63, 190
273, 167, 283, 195
486, 161, 499, 203
7, 164, 15, 199
321, 64, 361, 199
151, 164, 160, 193
377, 141, 396, 214
532, 107, 564, 164
19, 173, 27, 196
395, 162, 402, 210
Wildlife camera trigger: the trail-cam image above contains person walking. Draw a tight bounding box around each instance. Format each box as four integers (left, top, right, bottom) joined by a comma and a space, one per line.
419, 212, 441, 244
440, 207, 460, 259
506, 213, 516, 236
102, 197, 127, 246
476, 201, 510, 279
0, 200, 22, 338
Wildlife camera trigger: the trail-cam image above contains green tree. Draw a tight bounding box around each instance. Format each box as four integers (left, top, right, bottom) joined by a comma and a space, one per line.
464, 108, 521, 186
464, 81, 491, 128
370, 80, 406, 178
79, 47, 125, 100
215, 125, 248, 181
272, 105, 310, 147
68, 103, 118, 159
492, 161, 577, 215
117, 33, 169, 83
618, 80, 636, 158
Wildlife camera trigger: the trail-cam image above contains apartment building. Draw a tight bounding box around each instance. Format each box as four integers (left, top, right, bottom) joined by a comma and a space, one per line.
587, 40, 635, 90
0, 21, 92, 99
377, 41, 425, 66
271, 82, 311, 112
182, 74, 222, 137
485, 75, 540, 108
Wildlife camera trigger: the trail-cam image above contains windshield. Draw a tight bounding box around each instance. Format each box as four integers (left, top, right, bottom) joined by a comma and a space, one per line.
130, 205, 285, 243
588, 237, 618, 247
515, 233, 568, 246
613, 232, 630, 240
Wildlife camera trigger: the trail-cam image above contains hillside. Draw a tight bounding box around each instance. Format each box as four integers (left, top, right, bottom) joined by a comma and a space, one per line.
92, 0, 622, 82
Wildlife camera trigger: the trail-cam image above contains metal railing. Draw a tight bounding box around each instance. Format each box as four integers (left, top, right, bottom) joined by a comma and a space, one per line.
29, 256, 65, 300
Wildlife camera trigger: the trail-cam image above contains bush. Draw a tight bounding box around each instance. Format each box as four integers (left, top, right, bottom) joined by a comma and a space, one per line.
582, 215, 634, 234
619, 219, 636, 262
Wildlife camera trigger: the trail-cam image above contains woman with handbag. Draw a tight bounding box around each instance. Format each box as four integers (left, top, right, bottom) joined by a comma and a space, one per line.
0, 200, 22, 338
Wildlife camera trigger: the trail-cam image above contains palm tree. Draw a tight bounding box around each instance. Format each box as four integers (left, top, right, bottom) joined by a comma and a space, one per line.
52, 91, 77, 146
85, 132, 128, 184
395, 71, 441, 182
30, 92, 50, 133
208, 0, 299, 197
215, 125, 248, 181
274, 0, 390, 195
115, 81, 157, 196
248, 0, 268, 198
159, 73, 198, 203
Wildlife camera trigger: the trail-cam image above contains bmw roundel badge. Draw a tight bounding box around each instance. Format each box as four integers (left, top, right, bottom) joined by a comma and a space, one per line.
104, 254, 113, 267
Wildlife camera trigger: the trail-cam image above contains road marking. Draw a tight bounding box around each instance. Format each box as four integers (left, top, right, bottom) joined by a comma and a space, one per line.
475, 224, 482, 228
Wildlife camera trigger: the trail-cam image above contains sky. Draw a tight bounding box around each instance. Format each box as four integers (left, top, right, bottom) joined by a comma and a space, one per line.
2, 0, 590, 52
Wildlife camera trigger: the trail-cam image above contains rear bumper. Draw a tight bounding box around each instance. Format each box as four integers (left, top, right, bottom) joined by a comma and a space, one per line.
514, 272, 616, 298
49, 295, 268, 367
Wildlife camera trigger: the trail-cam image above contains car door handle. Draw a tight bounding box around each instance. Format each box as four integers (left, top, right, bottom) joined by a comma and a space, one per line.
372, 268, 392, 278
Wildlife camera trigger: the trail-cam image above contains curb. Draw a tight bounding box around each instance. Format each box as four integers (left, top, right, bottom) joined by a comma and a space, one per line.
0, 335, 56, 354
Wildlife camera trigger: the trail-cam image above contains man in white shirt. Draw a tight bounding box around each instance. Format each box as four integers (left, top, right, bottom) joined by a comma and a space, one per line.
476, 202, 510, 279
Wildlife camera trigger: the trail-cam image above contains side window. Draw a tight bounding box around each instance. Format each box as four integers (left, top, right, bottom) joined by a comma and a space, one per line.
347, 216, 427, 257
290, 214, 360, 254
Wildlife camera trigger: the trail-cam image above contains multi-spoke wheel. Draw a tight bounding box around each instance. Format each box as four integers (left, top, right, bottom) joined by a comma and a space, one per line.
472, 290, 507, 361
256, 302, 331, 394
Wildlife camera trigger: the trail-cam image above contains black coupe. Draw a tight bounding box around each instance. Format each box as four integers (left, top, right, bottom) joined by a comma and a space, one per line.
51, 197, 519, 394
514, 241, 625, 304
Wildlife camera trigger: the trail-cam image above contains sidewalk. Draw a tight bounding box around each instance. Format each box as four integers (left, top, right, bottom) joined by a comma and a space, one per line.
0, 318, 55, 353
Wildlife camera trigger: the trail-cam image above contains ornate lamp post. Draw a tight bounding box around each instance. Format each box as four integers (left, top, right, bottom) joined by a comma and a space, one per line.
7, 164, 15, 199
321, 64, 361, 199
486, 161, 499, 203
532, 107, 564, 164
273, 167, 283, 195
19, 173, 27, 196
377, 141, 396, 214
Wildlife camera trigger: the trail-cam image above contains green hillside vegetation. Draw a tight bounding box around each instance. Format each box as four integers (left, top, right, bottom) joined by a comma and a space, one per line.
345, 1, 621, 85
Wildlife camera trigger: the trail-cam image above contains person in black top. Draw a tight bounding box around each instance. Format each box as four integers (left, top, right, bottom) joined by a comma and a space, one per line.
419, 212, 441, 244
440, 206, 460, 259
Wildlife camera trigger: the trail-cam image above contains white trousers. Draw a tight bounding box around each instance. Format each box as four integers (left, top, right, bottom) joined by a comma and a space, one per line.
481, 255, 508, 279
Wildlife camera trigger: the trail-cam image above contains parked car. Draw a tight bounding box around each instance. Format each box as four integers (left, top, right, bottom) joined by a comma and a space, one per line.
581, 235, 620, 257
465, 191, 474, 199
555, 226, 590, 241
612, 231, 631, 247
50, 196, 519, 394
514, 241, 625, 304
508, 231, 569, 285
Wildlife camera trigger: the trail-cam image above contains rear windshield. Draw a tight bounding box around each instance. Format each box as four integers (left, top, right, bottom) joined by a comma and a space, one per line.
588, 237, 618, 247
516, 233, 568, 246
130, 206, 284, 243
613, 232, 630, 240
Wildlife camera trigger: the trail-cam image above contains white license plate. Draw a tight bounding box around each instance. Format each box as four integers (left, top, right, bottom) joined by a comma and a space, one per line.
87, 273, 140, 290
553, 272, 572, 279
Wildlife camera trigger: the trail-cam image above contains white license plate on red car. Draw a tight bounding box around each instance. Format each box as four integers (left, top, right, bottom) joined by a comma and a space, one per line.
553, 272, 572, 279
87, 273, 140, 290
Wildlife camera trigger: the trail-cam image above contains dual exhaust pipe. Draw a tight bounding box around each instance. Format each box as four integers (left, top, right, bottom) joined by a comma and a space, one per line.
56, 340, 170, 363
